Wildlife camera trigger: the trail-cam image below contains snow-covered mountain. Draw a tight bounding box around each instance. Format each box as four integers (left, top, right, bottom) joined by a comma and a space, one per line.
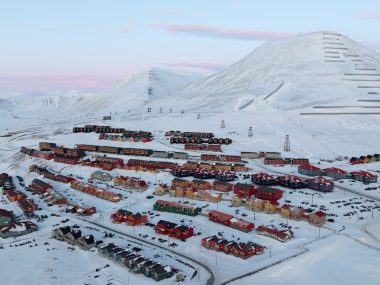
152, 32, 380, 114
10, 68, 204, 116
71, 68, 204, 113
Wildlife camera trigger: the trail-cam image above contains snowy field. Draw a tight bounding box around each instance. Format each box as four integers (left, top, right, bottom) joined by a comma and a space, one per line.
0, 109, 379, 285
1, 31, 380, 284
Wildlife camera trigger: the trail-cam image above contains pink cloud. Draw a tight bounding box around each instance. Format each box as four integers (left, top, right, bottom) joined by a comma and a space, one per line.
0, 75, 114, 93
363, 13, 380, 20
152, 23, 295, 41
120, 27, 129, 33
161, 61, 226, 71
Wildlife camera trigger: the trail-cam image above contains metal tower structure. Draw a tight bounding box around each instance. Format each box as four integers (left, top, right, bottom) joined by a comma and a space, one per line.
284, 135, 290, 152
248, 126, 253, 137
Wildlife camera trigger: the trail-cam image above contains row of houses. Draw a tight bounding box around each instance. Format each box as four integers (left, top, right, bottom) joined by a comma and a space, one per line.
81, 156, 124, 171
99, 133, 153, 143
111, 209, 147, 226
201, 235, 264, 259
171, 137, 232, 145
157, 179, 222, 203
233, 183, 284, 201
200, 154, 241, 163
29, 179, 69, 206
256, 225, 294, 242
183, 161, 248, 172
155, 220, 194, 240
98, 243, 174, 282
153, 200, 202, 217
231, 197, 326, 227
70, 180, 121, 202
1, 174, 39, 215
52, 226, 97, 250
114, 175, 148, 192
184, 144, 222, 152
172, 166, 236, 181
252, 173, 335, 192
264, 158, 309, 166
350, 154, 380, 164
65, 204, 97, 216
0, 221, 38, 239
298, 165, 378, 184
208, 210, 254, 232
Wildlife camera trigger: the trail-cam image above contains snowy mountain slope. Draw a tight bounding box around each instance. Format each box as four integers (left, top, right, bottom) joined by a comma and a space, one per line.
72, 68, 204, 113
151, 32, 380, 113
10, 68, 204, 116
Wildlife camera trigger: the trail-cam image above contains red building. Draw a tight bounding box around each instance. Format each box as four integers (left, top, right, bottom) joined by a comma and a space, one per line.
111, 209, 147, 226
17, 199, 38, 214
206, 145, 222, 152
212, 180, 233, 192
349, 157, 360, 165
256, 187, 283, 202
201, 154, 219, 161
307, 176, 334, 192
350, 170, 378, 184
290, 158, 309, 166
169, 225, 194, 240
278, 175, 306, 189
234, 183, 257, 198
308, 211, 326, 226
32, 150, 53, 160
323, 167, 348, 180
208, 210, 254, 232
155, 220, 177, 235
256, 225, 294, 242
298, 164, 322, 176
201, 235, 264, 259
54, 156, 79, 165
221, 155, 242, 162
30, 179, 52, 194
264, 158, 285, 165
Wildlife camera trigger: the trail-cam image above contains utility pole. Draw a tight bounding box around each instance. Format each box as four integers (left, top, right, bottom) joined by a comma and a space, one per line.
284, 135, 290, 152
269, 245, 272, 258
248, 126, 253, 137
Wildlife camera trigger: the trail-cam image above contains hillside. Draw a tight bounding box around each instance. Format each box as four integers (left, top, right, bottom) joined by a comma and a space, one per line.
10, 68, 204, 116
152, 32, 380, 114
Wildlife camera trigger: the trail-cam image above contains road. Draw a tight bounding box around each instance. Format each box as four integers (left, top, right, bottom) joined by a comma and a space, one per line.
78, 217, 216, 285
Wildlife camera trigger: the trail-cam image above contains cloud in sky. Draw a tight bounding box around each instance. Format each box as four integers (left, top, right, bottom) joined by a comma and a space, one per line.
119, 27, 129, 33
0, 75, 113, 93
153, 23, 295, 41
161, 61, 227, 71
363, 13, 380, 20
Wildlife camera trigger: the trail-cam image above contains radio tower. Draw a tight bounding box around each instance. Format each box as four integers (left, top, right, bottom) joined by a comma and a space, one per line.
248, 127, 253, 137
284, 135, 290, 152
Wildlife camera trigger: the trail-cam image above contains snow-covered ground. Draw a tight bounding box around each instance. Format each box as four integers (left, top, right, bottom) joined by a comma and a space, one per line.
1, 31, 380, 285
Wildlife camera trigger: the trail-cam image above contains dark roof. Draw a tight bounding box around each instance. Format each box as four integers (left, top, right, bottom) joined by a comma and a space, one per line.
175, 225, 189, 232
58, 226, 71, 235
82, 235, 95, 244
157, 220, 177, 228
32, 179, 51, 189
151, 266, 168, 275
0, 209, 13, 218
70, 229, 82, 239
